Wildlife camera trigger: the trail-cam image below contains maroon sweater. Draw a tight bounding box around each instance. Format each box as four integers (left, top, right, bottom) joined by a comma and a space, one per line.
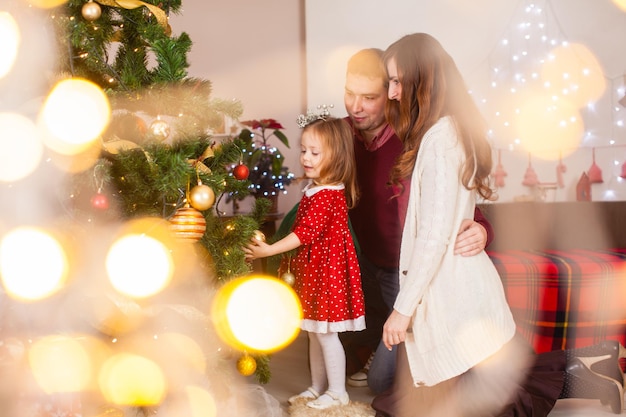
347, 120, 493, 270
348, 122, 406, 269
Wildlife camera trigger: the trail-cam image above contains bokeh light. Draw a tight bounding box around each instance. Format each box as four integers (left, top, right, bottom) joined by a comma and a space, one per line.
0, 227, 68, 300
185, 385, 217, 417
99, 353, 166, 406
39, 78, 111, 155
0, 112, 44, 182
612, 0, 626, 12
212, 275, 302, 353
106, 233, 174, 298
0, 12, 19, 79
28, 335, 92, 393
157, 332, 207, 374
514, 93, 584, 160
540, 43, 606, 108
24, 0, 69, 8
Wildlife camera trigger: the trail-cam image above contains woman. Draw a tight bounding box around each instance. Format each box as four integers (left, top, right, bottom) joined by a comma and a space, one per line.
372, 32, 624, 417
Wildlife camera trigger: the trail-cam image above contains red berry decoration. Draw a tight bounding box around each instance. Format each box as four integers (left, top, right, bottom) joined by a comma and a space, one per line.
90, 192, 109, 210
233, 163, 249, 180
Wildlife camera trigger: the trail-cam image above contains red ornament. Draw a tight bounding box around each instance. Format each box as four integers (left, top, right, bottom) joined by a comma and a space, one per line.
233, 164, 249, 180
90, 192, 109, 210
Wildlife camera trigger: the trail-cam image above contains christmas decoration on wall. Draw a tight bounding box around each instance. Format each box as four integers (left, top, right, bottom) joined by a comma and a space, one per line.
556, 153, 567, 188
522, 153, 539, 186
576, 172, 592, 201
473, 0, 626, 202
587, 148, 604, 183
492, 149, 507, 187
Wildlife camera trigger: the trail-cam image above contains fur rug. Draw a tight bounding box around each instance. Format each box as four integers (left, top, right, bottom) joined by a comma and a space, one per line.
288, 397, 375, 417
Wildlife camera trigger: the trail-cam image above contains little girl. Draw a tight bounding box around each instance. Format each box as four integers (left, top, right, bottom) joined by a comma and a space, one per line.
244, 116, 365, 410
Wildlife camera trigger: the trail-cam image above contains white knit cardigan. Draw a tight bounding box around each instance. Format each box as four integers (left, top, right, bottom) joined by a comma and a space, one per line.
394, 116, 516, 387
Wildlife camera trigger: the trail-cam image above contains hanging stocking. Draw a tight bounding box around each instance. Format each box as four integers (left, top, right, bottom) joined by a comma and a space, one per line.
556, 152, 567, 188
587, 148, 603, 183
493, 149, 507, 187
522, 153, 539, 186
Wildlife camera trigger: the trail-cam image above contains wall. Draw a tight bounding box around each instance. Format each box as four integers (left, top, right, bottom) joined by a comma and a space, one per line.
169, 1, 626, 206
305, 0, 626, 203
169, 0, 307, 215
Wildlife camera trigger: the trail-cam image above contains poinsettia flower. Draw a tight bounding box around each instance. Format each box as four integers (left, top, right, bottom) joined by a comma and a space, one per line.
241, 119, 285, 130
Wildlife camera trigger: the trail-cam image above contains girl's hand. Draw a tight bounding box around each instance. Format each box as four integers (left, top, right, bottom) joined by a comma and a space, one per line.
382, 310, 411, 351
243, 236, 271, 260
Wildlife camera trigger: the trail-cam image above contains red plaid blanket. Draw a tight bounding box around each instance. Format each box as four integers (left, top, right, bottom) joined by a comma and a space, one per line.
488, 248, 626, 353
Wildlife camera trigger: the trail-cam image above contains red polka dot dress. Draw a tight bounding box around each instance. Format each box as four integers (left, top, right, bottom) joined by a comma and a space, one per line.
282, 183, 366, 334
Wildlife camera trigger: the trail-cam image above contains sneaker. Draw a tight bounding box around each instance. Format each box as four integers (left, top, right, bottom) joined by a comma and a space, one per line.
347, 351, 375, 387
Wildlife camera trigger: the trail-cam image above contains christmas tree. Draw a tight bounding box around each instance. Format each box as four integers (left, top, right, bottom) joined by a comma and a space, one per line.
56, 0, 282, 381
54, 0, 271, 281
0, 1, 299, 416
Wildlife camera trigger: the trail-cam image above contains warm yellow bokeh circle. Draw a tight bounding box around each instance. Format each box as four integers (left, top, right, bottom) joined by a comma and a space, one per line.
0, 112, 44, 182
39, 78, 111, 155
514, 93, 584, 160
612, 0, 626, 12
28, 335, 92, 394
99, 353, 166, 406
0, 227, 68, 301
0, 12, 19, 79
24, 0, 69, 8
540, 43, 605, 108
212, 275, 302, 354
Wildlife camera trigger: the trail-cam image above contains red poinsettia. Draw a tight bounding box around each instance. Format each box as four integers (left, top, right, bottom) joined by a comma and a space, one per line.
241, 119, 285, 131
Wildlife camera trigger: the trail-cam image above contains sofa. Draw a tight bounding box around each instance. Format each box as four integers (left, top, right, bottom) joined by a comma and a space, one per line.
479, 201, 626, 360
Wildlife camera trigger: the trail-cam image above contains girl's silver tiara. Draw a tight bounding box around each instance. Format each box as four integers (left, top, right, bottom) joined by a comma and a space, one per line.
296, 104, 334, 128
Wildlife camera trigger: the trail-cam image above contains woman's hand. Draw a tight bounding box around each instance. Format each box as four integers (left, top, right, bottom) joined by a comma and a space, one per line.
382, 309, 412, 351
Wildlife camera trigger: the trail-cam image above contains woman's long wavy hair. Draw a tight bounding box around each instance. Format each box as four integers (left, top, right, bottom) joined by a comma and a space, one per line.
384, 33, 495, 201
303, 117, 359, 208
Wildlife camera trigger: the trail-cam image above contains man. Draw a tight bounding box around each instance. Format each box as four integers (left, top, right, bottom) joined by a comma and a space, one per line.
342, 48, 494, 394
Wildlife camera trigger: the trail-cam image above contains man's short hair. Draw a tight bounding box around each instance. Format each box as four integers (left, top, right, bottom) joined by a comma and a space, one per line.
346, 48, 386, 82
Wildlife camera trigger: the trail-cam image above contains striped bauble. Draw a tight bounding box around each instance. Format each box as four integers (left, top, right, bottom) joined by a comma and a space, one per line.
169, 204, 206, 242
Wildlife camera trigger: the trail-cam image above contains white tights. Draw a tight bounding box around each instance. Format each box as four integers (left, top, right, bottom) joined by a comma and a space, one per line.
308, 331, 347, 396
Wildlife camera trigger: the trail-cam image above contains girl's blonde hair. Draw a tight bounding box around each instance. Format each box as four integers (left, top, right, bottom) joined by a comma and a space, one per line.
303, 117, 359, 208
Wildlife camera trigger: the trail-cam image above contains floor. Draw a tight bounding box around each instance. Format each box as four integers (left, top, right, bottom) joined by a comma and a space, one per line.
255, 332, 624, 417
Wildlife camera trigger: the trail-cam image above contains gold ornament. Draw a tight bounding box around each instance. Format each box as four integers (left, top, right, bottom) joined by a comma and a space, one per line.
189, 183, 215, 211
236, 353, 257, 376
169, 204, 206, 242
252, 230, 266, 242
281, 271, 295, 287
82, 1, 102, 21
281, 256, 295, 286
149, 118, 170, 141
